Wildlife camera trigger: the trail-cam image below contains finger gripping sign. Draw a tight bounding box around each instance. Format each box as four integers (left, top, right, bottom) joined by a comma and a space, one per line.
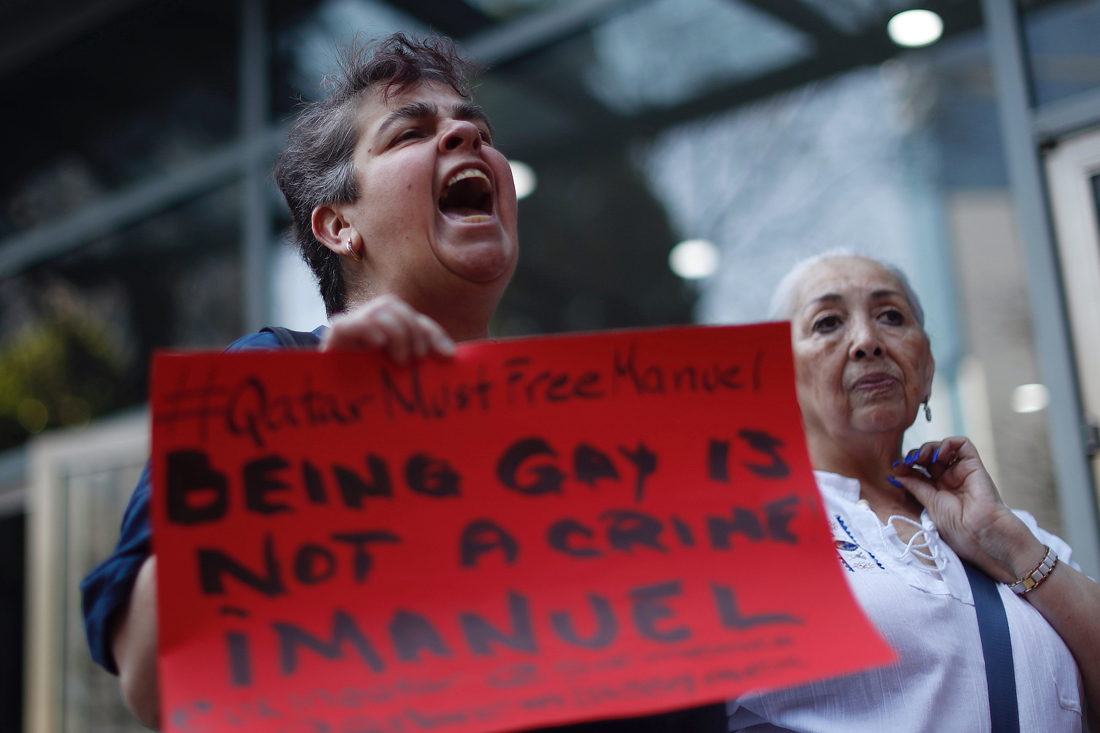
152, 323, 894, 733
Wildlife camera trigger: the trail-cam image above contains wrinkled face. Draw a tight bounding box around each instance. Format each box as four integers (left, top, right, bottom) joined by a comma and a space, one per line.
789, 257, 934, 444
345, 81, 518, 304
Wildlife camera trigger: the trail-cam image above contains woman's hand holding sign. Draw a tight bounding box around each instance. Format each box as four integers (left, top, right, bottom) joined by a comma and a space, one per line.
111, 295, 456, 731
324, 294, 456, 363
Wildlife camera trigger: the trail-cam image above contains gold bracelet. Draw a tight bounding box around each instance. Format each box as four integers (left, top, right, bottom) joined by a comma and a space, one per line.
1007, 545, 1058, 595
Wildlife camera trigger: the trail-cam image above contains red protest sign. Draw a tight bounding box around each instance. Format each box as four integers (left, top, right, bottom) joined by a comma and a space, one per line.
151, 323, 894, 733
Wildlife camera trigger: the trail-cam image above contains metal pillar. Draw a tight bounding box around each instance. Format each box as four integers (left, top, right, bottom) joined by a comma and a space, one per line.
239, 0, 272, 334
981, 0, 1100, 578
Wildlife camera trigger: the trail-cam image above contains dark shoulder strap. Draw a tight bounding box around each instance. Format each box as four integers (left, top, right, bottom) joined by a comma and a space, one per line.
259, 326, 322, 350
963, 561, 1019, 733
533, 703, 727, 732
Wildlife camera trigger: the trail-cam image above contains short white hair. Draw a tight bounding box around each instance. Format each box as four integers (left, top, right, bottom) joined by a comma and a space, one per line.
768, 249, 925, 327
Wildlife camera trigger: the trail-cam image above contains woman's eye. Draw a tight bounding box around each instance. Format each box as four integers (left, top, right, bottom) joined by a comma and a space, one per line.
812, 315, 841, 332
879, 308, 904, 325
395, 128, 424, 142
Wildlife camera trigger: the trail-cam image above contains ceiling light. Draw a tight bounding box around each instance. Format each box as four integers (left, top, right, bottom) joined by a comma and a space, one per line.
669, 239, 720, 279
1011, 383, 1050, 414
887, 9, 943, 48
509, 160, 537, 200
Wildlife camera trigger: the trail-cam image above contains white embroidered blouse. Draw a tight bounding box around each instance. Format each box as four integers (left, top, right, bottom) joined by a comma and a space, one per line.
726, 471, 1084, 733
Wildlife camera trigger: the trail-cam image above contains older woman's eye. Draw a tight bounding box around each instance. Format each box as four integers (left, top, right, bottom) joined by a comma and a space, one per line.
812, 315, 841, 332
879, 309, 905, 325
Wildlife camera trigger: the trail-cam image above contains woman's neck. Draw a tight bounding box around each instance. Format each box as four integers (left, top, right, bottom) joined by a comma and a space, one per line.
427, 299, 494, 343
808, 429, 923, 520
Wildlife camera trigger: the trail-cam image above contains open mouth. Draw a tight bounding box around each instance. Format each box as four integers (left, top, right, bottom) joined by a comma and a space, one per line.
439, 169, 493, 223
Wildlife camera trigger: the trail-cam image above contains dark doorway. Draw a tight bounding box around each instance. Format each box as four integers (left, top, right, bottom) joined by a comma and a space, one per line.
0, 512, 25, 733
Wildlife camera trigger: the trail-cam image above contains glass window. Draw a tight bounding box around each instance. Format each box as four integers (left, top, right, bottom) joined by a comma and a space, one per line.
0, 184, 242, 454
0, 0, 238, 238
584, 0, 814, 114
497, 147, 693, 335
1023, 0, 1100, 109
638, 27, 1064, 534
274, 0, 426, 112
461, 0, 570, 19
795, 0, 882, 34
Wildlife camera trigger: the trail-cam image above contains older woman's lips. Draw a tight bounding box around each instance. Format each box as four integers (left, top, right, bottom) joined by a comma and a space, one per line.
851, 374, 899, 392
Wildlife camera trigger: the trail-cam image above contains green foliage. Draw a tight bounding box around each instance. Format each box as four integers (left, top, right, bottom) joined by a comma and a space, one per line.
0, 306, 130, 451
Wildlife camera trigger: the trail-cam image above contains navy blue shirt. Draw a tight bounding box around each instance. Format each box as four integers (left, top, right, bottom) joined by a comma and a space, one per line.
80, 327, 324, 673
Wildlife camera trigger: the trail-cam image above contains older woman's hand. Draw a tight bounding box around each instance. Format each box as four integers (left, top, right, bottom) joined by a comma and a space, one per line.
324, 294, 456, 362
891, 437, 1046, 584
898, 437, 1100, 727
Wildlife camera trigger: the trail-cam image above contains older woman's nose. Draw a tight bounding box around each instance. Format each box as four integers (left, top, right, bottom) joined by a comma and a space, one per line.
848, 321, 884, 359
440, 120, 482, 153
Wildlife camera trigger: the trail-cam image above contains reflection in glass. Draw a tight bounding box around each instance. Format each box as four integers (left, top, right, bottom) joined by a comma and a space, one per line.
462, 0, 573, 19
0, 184, 243, 454
585, 0, 814, 114
641, 67, 921, 324
796, 0, 880, 35
1024, 0, 1100, 108
638, 31, 1064, 534
0, 1, 237, 235
279, 0, 426, 101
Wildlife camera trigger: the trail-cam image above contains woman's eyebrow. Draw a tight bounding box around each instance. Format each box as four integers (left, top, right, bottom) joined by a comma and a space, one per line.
375, 101, 495, 139
376, 101, 437, 136
805, 293, 843, 310
869, 289, 905, 300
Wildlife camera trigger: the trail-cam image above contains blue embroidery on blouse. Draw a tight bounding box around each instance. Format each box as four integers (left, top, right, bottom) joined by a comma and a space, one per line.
835, 515, 886, 570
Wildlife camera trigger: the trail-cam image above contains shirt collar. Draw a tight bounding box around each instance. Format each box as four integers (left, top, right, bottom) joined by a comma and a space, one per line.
813, 470, 861, 503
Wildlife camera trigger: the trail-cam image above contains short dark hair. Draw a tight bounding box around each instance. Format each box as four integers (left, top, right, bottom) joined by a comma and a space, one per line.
273, 33, 479, 317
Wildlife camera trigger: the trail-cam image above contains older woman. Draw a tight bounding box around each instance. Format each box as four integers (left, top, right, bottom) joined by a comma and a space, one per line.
728, 252, 1100, 731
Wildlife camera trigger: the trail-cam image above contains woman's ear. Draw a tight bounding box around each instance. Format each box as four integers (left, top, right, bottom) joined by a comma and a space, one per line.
311, 204, 355, 254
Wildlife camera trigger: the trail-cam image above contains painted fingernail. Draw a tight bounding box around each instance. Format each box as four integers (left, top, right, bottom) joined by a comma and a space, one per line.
905, 450, 917, 466
891, 461, 902, 468
932, 448, 940, 464
887, 476, 904, 488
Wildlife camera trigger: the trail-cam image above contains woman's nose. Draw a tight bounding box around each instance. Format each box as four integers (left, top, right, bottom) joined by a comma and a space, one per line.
848, 320, 884, 359
440, 120, 481, 153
